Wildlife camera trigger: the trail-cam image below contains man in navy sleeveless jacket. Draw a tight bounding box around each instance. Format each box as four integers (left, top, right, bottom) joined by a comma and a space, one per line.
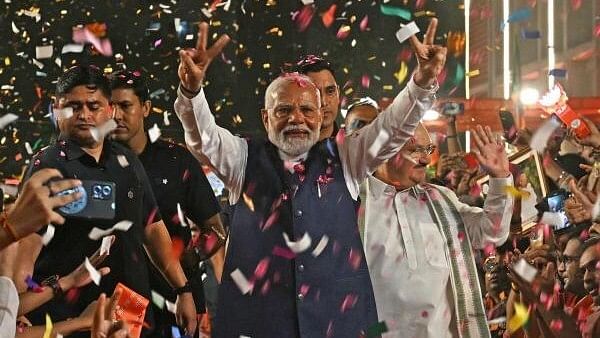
173, 21, 446, 337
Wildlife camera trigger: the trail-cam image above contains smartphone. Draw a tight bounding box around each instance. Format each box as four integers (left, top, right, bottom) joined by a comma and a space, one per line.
441, 101, 464, 116
54, 180, 116, 220
499, 110, 518, 143
539, 190, 574, 234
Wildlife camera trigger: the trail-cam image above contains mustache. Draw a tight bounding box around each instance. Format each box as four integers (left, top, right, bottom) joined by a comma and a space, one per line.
282, 125, 311, 133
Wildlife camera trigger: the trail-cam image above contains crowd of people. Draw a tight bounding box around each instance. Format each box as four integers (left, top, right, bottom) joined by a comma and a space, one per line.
0, 17, 599, 338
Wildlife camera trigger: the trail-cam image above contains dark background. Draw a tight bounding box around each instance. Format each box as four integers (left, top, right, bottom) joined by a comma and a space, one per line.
0, 0, 464, 179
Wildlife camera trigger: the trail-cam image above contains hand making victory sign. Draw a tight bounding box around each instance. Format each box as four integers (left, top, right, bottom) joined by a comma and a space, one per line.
178, 22, 231, 95
409, 18, 447, 88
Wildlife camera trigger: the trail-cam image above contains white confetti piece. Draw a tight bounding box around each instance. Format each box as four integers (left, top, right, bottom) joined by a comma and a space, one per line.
41, 225, 55, 246
54, 57, 61, 67
395, 21, 420, 44
88, 220, 133, 240
151, 290, 165, 309
54, 107, 73, 120
540, 212, 564, 227
90, 119, 117, 142
312, 235, 329, 257
32, 58, 44, 69
25, 142, 33, 155
283, 232, 312, 254
36, 45, 53, 59
11, 21, 19, 34
165, 300, 176, 314
301, 0, 314, 4
163, 111, 170, 126
593, 198, 600, 221
530, 118, 561, 153
100, 236, 112, 255
84, 257, 102, 285
513, 258, 538, 283
117, 155, 129, 168
230, 268, 253, 295
61, 44, 85, 54
177, 203, 188, 227
148, 123, 161, 143
0, 113, 18, 130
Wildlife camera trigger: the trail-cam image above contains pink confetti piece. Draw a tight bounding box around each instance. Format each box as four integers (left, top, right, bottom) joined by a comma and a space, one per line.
72, 28, 113, 56
359, 15, 368, 31
230, 268, 253, 295
594, 23, 600, 38
336, 25, 351, 40
348, 248, 362, 270
154, 38, 162, 48
457, 231, 465, 242
299, 283, 310, 297
260, 279, 271, 295
295, 5, 315, 32
421, 310, 429, 318
361, 74, 370, 88
254, 257, 270, 280
322, 4, 336, 28
261, 210, 279, 231
549, 319, 563, 332
340, 293, 358, 313
272, 245, 296, 259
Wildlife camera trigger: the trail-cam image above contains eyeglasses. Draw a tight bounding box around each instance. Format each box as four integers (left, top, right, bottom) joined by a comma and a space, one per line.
405, 144, 436, 159
270, 104, 319, 120
483, 256, 499, 273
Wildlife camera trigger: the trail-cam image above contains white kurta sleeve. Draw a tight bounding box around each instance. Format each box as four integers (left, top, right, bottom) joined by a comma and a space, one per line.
174, 87, 248, 204
338, 77, 437, 200
441, 176, 514, 249
0, 277, 18, 338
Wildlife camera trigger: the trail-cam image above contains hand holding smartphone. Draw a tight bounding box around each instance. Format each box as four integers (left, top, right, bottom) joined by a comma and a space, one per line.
50, 179, 116, 220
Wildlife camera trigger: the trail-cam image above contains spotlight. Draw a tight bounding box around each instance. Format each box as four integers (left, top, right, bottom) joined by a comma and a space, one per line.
519, 88, 540, 105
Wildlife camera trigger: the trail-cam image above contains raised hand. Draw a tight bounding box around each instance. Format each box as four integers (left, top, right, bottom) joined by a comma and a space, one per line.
471, 125, 510, 178
60, 236, 114, 290
92, 291, 130, 338
178, 22, 231, 94
409, 18, 447, 88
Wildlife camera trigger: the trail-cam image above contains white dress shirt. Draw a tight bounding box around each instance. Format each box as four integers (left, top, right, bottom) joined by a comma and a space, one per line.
174, 78, 437, 204
0, 276, 19, 338
364, 175, 513, 338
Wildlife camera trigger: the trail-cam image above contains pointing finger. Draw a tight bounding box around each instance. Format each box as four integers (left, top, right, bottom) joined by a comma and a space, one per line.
207, 34, 231, 60
196, 22, 209, 51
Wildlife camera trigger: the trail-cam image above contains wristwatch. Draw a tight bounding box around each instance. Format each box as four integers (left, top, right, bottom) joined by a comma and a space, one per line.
41, 275, 64, 296
173, 281, 192, 295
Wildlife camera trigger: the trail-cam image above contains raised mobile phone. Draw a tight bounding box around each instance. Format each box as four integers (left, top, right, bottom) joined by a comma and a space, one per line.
441, 101, 464, 116
54, 180, 116, 220
499, 110, 518, 143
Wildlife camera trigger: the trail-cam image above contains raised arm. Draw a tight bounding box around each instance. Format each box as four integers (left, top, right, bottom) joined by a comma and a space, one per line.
454, 126, 513, 248
173, 22, 248, 203
340, 18, 446, 198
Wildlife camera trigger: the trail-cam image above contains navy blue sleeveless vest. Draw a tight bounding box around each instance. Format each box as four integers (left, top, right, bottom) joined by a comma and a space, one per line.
214, 138, 378, 338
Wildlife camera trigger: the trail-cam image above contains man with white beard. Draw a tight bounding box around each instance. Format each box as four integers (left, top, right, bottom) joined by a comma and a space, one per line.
173, 20, 446, 337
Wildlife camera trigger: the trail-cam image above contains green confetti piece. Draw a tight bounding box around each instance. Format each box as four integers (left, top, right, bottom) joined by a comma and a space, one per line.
366, 320, 388, 337
151, 290, 165, 309
380, 4, 412, 21
32, 138, 43, 151
454, 63, 465, 86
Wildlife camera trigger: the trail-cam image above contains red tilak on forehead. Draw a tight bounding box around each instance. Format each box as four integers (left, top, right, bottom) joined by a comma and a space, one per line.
280, 72, 311, 88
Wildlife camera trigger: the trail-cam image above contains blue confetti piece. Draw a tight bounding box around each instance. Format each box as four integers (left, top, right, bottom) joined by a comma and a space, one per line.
171, 326, 181, 338
508, 7, 533, 23
521, 29, 541, 39
549, 69, 567, 78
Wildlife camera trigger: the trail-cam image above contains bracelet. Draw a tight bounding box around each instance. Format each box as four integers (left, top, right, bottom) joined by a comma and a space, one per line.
1, 212, 19, 242
180, 84, 201, 97
173, 281, 192, 295
41, 275, 64, 297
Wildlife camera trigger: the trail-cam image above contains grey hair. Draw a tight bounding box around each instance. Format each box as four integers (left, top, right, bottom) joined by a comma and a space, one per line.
264, 73, 321, 110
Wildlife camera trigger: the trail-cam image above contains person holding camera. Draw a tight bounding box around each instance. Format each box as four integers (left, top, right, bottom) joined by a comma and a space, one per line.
18, 65, 196, 337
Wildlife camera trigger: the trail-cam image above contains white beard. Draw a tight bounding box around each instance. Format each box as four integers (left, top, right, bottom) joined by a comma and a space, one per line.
268, 124, 319, 157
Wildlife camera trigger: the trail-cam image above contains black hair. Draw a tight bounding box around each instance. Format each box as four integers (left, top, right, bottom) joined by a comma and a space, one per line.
295, 54, 335, 77
582, 234, 600, 251
56, 65, 110, 98
109, 69, 150, 103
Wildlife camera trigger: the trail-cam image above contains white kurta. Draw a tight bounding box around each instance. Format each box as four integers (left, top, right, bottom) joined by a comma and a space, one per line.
364, 175, 513, 338
0, 276, 19, 338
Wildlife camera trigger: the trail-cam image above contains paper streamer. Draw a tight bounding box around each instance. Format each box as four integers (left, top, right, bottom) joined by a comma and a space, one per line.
41, 225, 55, 246
395, 22, 420, 44
88, 220, 133, 240
230, 268, 253, 295
283, 232, 312, 254
84, 257, 102, 285
529, 118, 561, 153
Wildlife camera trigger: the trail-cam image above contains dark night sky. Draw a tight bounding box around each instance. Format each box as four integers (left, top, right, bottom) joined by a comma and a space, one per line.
0, 0, 465, 178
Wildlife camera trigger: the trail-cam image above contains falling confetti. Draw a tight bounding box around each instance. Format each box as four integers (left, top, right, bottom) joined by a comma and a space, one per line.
395, 22, 420, 44
43, 314, 53, 338
148, 123, 161, 143
529, 118, 561, 153
72, 28, 113, 56
230, 268, 253, 295
283, 232, 312, 253
90, 119, 117, 142
41, 225, 56, 246
513, 258, 538, 283
312, 235, 329, 257
84, 257, 102, 285
380, 4, 412, 21
508, 302, 529, 333
321, 4, 336, 28
0, 114, 18, 130
88, 220, 133, 240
